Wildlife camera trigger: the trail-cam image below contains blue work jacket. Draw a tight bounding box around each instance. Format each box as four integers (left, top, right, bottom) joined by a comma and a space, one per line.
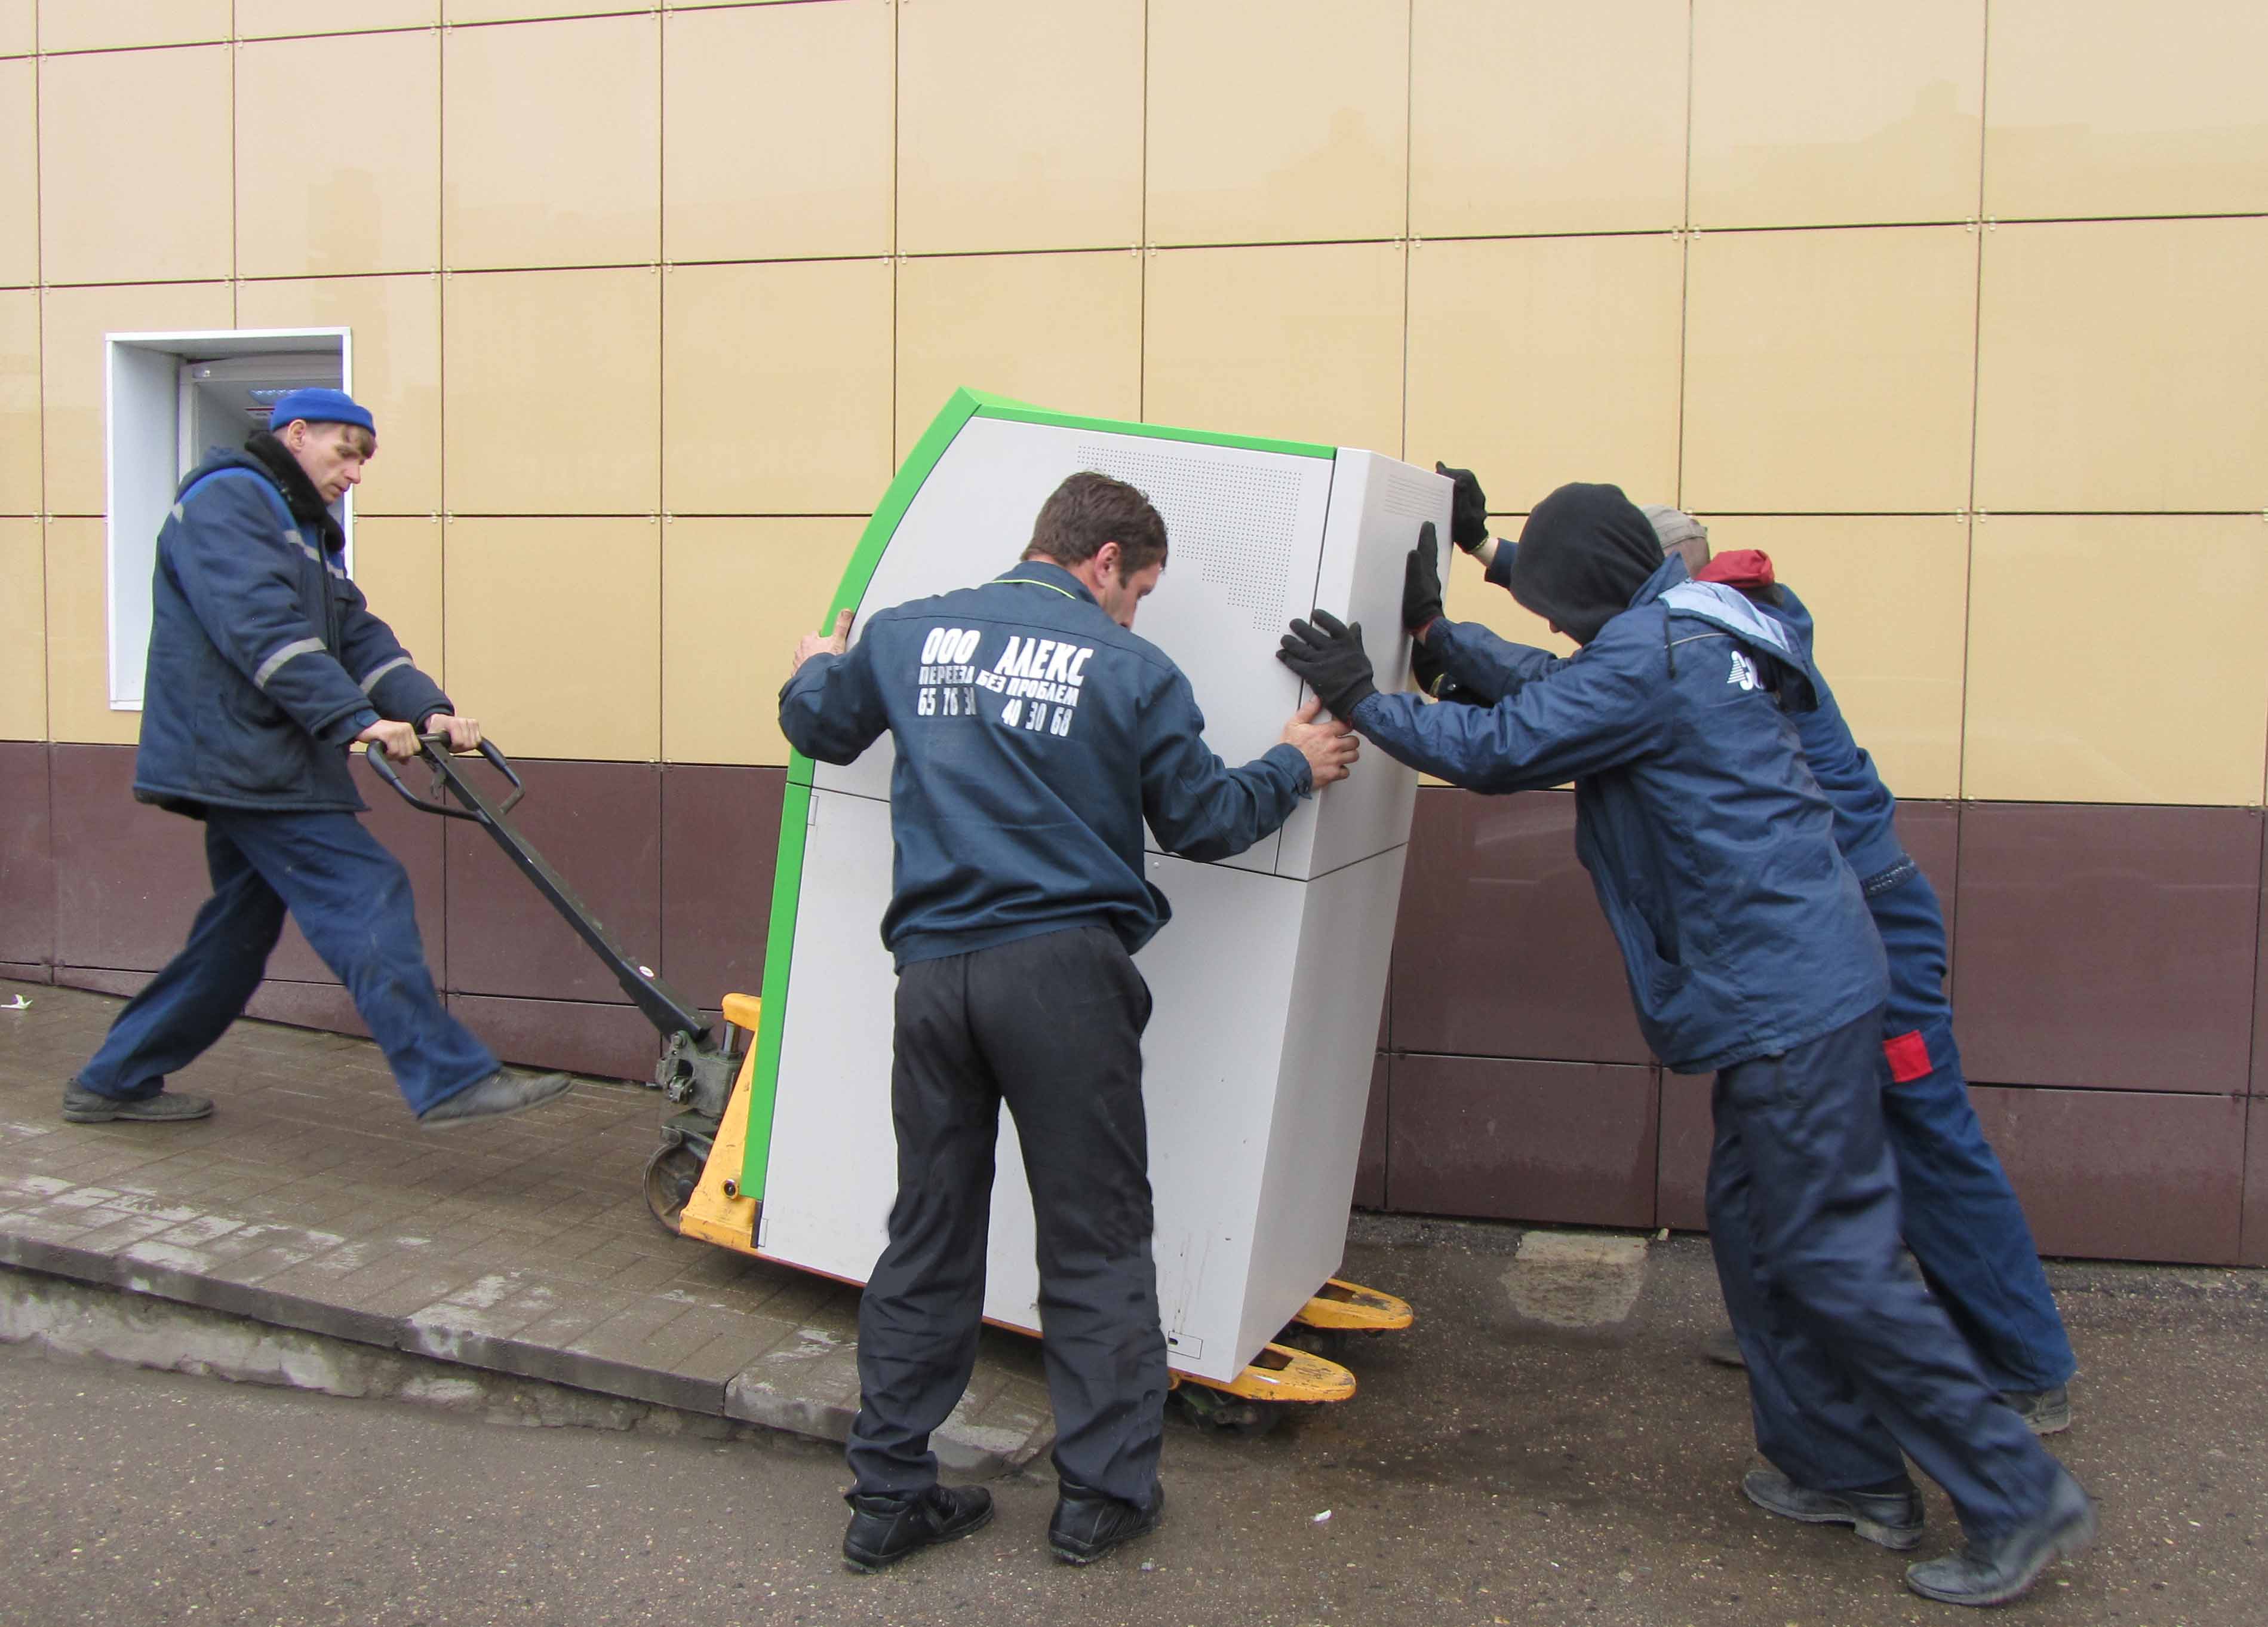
1354, 557, 1886, 1073
133, 451, 451, 816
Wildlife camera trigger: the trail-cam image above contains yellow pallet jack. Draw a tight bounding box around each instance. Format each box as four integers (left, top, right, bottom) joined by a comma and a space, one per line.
370, 739, 1412, 1426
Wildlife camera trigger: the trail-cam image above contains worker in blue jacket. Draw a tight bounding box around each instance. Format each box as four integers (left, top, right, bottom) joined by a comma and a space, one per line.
1434, 480, 2079, 1434
780, 471, 1357, 1575
1276, 481, 2092, 1608
66, 389, 567, 1131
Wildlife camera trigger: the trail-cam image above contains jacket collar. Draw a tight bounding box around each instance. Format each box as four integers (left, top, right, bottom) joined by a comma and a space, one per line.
992, 558, 1098, 607
239, 433, 347, 552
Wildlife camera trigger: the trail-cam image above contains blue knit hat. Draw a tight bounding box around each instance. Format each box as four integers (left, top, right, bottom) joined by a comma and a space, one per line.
268, 388, 375, 434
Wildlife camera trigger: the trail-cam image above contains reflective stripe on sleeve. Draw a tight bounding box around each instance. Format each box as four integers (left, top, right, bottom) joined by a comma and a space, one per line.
357, 655, 413, 694
253, 637, 327, 690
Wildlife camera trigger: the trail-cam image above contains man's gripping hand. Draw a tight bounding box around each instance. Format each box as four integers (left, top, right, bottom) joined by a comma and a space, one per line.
1277, 609, 1378, 720
356, 719, 419, 762
790, 608, 855, 679
1404, 523, 1446, 637
1435, 461, 1491, 554
422, 712, 483, 753
1281, 697, 1359, 789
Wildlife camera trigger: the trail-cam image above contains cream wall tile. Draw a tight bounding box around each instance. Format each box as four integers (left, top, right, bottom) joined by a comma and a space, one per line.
0, 288, 36, 512
40, 282, 235, 516
238, 32, 441, 278
36, 1, 227, 51
1690, 0, 1983, 229
445, 1, 629, 22
42, 517, 135, 744
1975, 217, 2268, 514
442, 516, 660, 761
237, 0, 437, 34
1986, 1, 2268, 220
1, 57, 33, 285
238, 274, 442, 517
662, 258, 892, 514
443, 13, 659, 271
348, 516, 445, 694
1147, 0, 1408, 247
1698, 514, 1969, 799
1410, 0, 1687, 238
1964, 515, 2268, 805
0, 2, 32, 56
39, 46, 232, 286
442, 266, 659, 515
0, 517, 44, 738
663, 515, 865, 766
663, 0, 892, 263
897, 0, 1141, 255
1682, 225, 1977, 513
1407, 234, 1683, 515
1143, 242, 1405, 458
895, 251, 1142, 461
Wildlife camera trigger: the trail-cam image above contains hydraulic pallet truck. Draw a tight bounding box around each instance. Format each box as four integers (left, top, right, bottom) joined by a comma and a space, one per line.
366, 736, 1411, 1432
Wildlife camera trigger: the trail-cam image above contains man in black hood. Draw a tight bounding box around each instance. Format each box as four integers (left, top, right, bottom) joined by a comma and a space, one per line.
1500, 481, 1665, 645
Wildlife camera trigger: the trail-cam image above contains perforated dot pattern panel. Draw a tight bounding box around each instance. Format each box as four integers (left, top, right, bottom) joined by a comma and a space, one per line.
1075, 443, 1305, 632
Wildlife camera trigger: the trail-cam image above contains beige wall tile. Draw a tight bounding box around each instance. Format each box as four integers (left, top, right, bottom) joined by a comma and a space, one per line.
895, 251, 1142, 461
1964, 515, 2268, 805
897, 0, 1141, 255
663, 0, 892, 263
0, 57, 33, 286
40, 281, 235, 516
442, 266, 659, 515
238, 274, 442, 517
0, 2, 33, 57
0, 517, 43, 738
39, 46, 232, 286
238, 32, 441, 278
442, 516, 659, 761
1690, 0, 1984, 229
0, 288, 36, 513
1410, 0, 1687, 237
663, 515, 865, 766
1682, 225, 1977, 513
1986, 1, 2268, 220
42, 517, 134, 744
1147, 0, 1408, 247
348, 515, 445, 695
662, 258, 892, 514
1143, 242, 1405, 458
1975, 217, 2268, 514
443, 13, 659, 271
1698, 514, 1969, 800
445, 1, 628, 22
237, 0, 437, 34
36, 1, 228, 51
1407, 234, 1683, 515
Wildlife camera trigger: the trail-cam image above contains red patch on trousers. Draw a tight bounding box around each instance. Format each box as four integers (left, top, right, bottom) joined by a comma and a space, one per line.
1883, 1029, 1932, 1083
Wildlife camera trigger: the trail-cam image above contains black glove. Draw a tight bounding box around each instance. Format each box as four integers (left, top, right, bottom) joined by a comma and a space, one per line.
1435, 461, 1490, 553
1403, 523, 1445, 634
1278, 610, 1377, 719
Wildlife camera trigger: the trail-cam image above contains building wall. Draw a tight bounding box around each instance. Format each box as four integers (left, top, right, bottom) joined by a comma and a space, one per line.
4, 1, 2266, 1261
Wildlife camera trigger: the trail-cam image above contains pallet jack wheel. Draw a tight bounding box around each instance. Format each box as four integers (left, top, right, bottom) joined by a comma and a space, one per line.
643, 1134, 705, 1235
1169, 1383, 1289, 1438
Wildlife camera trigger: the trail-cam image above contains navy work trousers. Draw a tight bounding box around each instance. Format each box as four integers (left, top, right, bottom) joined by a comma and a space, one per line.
1870, 863, 2075, 1393
77, 809, 495, 1117
846, 925, 1166, 1507
1708, 1005, 2064, 1542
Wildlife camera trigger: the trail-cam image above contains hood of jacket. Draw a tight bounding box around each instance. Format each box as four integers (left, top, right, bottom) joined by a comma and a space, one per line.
1504, 481, 1664, 646
225, 432, 347, 552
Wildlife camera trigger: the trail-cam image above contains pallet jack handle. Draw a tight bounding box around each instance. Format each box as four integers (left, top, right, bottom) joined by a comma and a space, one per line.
364, 735, 711, 1046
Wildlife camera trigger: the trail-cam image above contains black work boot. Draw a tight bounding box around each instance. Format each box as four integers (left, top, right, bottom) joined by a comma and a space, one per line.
1904, 1467, 2096, 1607
1049, 1480, 1166, 1565
840, 1484, 994, 1573
1999, 1385, 2072, 1436
1743, 1468, 1925, 1551
62, 1081, 214, 1124
416, 1069, 572, 1129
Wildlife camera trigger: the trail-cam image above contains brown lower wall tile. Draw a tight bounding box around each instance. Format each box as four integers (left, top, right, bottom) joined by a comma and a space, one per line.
1656, 1071, 1713, 1232
1387, 1054, 1657, 1229
1953, 803, 2263, 1093
0, 741, 54, 969
50, 744, 210, 973
659, 764, 783, 1010
1894, 800, 1960, 963
2244, 1098, 2268, 1267
448, 992, 664, 1083
0, 962, 53, 984
1353, 1053, 1387, 1209
242, 979, 373, 1039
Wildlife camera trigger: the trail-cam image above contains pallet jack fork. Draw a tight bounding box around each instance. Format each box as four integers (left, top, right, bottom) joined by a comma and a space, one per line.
367, 739, 1412, 1420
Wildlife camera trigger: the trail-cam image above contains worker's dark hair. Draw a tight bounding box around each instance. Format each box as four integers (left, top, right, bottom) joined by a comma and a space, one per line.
1024, 471, 1169, 580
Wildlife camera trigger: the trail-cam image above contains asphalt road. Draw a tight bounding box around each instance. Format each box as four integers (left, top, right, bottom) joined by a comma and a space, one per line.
4, 1232, 2263, 1627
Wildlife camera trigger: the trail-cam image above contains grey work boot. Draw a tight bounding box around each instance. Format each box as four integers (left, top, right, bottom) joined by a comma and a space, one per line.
416, 1068, 572, 1129
1904, 1467, 2097, 1607
1701, 1326, 1747, 1368
841, 1484, 994, 1573
1743, 1468, 1925, 1551
62, 1081, 214, 1124
1999, 1384, 2072, 1436
1049, 1480, 1166, 1565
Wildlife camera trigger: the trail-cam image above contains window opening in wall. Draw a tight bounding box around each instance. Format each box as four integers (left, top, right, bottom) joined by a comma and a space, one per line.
105, 328, 352, 711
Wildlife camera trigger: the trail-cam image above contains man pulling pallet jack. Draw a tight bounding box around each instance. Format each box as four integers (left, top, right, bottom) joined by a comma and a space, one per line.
777, 472, 1360, 1572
